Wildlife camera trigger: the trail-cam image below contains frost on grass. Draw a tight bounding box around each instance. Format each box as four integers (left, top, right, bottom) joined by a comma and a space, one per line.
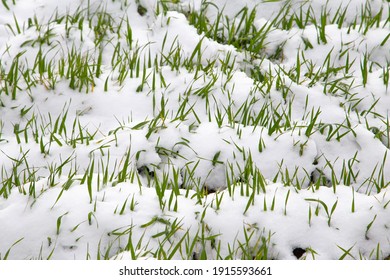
0, 0, 390, 259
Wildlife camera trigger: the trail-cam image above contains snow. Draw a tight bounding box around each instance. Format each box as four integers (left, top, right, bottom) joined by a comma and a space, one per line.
0, 0, 389, 260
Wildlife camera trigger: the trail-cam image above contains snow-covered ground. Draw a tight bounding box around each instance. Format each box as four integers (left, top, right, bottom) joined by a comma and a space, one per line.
0, 0, 389, 260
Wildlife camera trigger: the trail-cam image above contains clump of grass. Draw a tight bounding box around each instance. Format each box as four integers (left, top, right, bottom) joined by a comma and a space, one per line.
305, 198, 338, 227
